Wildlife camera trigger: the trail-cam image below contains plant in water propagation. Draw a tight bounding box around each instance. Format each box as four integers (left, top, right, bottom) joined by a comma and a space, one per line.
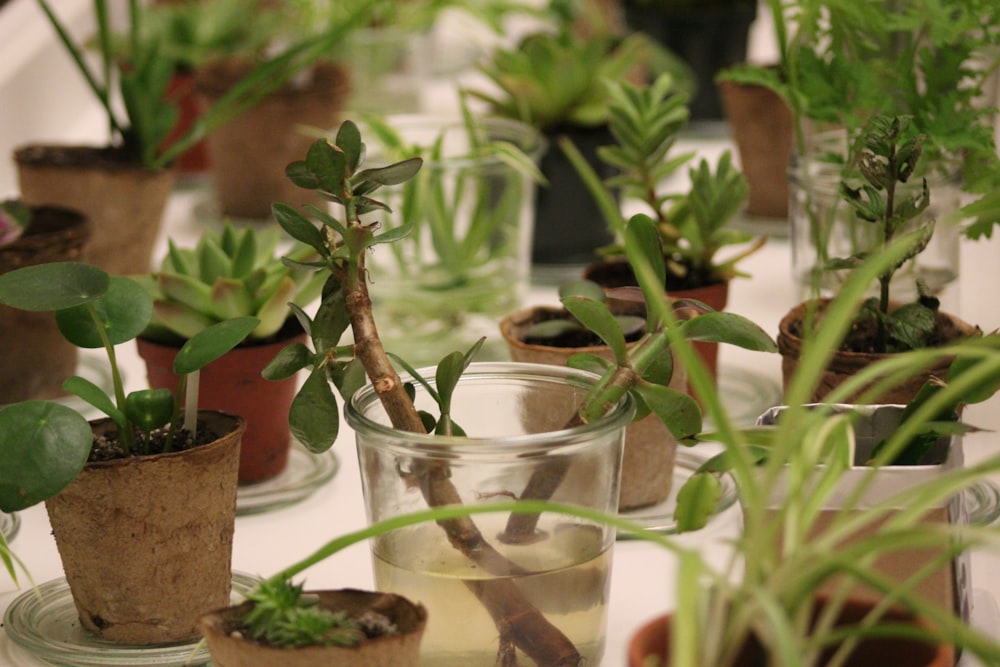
250, 120, 773, 662
0, 262, 258, 582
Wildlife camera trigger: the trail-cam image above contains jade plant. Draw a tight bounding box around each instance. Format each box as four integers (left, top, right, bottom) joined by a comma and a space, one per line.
579, 73, 764, 289
245, 119, 774, 662
0, 261, 258, 583
137, 221, 323, 345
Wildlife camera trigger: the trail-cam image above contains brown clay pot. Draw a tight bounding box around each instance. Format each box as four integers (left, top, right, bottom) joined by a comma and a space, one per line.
0, 205, 90, 403
135, 320, 305, 484
628, 596, 953, 667
583, 259, 730, 385
199, 588, 427, 667
777, 299, 982, 404
45, 411, 245, 644
499, 304, 685, 510
718, 72, 795, 219
13, 145, 176, 276
195, 60, 350, 220
161, 69, 211, 177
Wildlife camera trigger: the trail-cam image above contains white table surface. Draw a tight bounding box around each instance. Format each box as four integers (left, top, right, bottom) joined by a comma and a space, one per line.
2, 130, 1000, 667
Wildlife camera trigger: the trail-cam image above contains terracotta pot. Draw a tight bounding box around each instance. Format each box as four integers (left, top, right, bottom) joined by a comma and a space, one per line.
777, 299, 982, 404
628, 596, 953, 667
718, 73, 794, 219
136, 320, 305, 484
195, 60, 351, 220
499, 304, 684, 510
0, 205, 90, 403
199, 588, 427, 667
13, 145, 175, 276
583, 259, 730, 384
161, 69, 211, 177
45, 410, 245, 644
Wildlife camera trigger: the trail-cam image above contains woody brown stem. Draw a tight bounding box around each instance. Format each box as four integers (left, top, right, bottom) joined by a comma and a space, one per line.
345, 253, 581, 666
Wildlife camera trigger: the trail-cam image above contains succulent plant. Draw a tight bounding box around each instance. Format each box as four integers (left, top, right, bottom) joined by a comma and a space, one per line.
137, 222, 323, 345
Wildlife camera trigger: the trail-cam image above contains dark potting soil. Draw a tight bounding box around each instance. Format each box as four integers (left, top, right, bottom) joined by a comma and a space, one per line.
521, 309, 646, 348
88, 419, 225, 462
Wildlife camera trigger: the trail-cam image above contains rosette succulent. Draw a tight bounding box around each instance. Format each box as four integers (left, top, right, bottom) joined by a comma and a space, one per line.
138, 222, 323, 344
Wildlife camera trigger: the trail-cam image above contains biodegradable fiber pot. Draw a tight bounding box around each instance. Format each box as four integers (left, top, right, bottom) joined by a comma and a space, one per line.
44, 411, 245, 644
199, 589, 428, 667
0, 205, 90, 403
627, 597, 954, 667
195, 60, 350, 220
13, 145, 176, 276
777, 298, 982, 404
136, 320, 306, 484
499, 304, 686, 510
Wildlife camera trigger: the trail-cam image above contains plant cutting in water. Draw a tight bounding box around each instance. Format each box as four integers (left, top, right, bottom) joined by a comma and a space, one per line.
258, 119, 774, 663
0, 262, 258, 583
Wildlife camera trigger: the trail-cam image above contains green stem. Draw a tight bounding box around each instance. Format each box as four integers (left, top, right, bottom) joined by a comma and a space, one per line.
87, 303, 134, 454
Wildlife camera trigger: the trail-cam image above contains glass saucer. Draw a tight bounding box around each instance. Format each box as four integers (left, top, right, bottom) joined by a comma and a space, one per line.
710, 366, 782, 428
3, 572, 259, 667
236, 443, 339, 516
967, 480, 1000, 526
618, 450, 737, 537
1, 511, 19, 543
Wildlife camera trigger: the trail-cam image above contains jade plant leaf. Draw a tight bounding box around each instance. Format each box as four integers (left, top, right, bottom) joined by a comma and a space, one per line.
289, 366, 340, 453
0, 401, 92, 512
56, 275, 154, 348
674, 471, 723, 533
0, 261, 108, 312
272, 203, 330, 255
633, 382, 701, 440
263, 342, 314, 381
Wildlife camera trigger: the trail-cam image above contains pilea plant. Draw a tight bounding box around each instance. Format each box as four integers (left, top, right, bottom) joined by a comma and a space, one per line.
253, 119, 774, 661
831, 115, 937, 353
0, 261, 258, 582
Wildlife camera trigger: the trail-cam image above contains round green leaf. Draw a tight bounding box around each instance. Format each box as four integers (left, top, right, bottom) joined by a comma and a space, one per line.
0, 401, 92, 512
124, 388, 175, 432
56, 275, 153, 348
0, 262, 108, 312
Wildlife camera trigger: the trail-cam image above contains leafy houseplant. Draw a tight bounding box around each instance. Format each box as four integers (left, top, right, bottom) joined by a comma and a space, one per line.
134, 222, 324, 483
0, 262, 256, 643
778, 116, 982, 403
570, 73, 765, 380
722, 0, 1000, 240
15, 0, 377, 273
465, 0, 690, 266
0, 200, 90, 403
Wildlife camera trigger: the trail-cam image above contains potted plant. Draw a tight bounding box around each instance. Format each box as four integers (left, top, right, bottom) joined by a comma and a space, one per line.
198, 579, 427, 667
14, 0, 376, 274
567, 73, 765, 381
134, 221, 324, 484
0, 261, 256, 644
624, 212, 1000, 665
0, 199, 90, 403
465, 0, 690, 269
777, 116, 982, 404
243, 119, 765, 665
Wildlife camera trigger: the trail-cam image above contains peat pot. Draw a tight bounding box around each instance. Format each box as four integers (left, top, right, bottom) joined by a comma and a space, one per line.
199, 588, 427, 667
45, 411, 245, 644
346, 362, 634, 667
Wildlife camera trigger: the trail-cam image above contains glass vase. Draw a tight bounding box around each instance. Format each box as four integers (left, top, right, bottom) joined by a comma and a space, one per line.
364, 116, 545, 367
347, 362, 634, 667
